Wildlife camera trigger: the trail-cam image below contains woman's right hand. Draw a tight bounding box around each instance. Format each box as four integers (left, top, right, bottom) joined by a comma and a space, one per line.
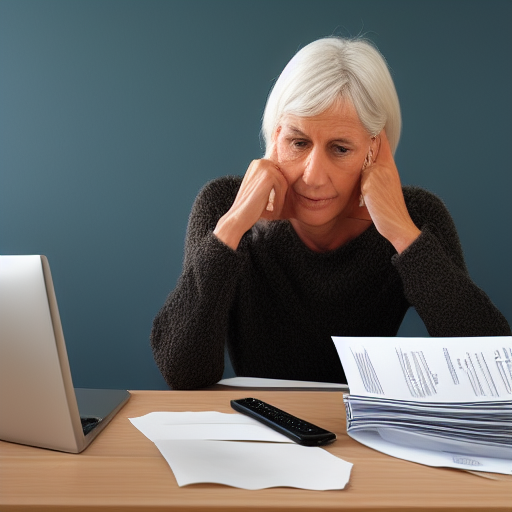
213, 144, 289, 250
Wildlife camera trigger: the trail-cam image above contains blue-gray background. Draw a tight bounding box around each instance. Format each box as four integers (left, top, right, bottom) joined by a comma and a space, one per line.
1, 0, 510, 389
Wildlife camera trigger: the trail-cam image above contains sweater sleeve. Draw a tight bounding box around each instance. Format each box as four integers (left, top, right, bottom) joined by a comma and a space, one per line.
392, 188, 511, 337
150, 177, 246, 389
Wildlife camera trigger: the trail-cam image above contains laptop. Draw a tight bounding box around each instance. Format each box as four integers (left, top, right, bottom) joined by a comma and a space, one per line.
0, 255, 130, 453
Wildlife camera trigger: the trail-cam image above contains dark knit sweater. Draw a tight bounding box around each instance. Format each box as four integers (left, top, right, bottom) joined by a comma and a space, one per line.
151, 176, 511, 389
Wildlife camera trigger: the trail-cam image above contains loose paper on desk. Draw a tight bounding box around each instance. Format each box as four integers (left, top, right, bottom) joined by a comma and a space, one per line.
130, 411, 352, 490
217, 376, 348, 390
332, 336, 512, 475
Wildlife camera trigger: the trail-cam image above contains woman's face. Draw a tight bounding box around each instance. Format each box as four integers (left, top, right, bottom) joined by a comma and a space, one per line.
275, 98, 374, 231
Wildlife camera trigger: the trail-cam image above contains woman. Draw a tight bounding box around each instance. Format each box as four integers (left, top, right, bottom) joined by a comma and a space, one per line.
151, 37, 510, 390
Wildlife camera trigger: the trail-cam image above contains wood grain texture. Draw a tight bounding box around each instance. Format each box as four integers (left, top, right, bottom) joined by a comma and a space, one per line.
0, 390, 510, 511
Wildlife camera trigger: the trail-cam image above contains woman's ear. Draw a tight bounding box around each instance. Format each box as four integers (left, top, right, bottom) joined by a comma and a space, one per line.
266, 126, 282, 160
370, 132, 382, 162
273, 125, 282, 143
361, 137, 376, 171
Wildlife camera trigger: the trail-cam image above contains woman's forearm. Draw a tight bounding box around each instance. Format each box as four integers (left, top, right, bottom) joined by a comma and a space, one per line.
151, 233, 244, 389
394, 229, 511, 336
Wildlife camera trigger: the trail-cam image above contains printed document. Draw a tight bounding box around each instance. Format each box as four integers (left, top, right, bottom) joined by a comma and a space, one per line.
332, 336, 512, 474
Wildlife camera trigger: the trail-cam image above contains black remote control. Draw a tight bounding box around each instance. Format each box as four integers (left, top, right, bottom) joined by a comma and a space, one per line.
230, 397, 336, 446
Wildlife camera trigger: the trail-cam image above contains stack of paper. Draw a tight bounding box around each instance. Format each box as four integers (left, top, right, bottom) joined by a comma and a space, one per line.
333, 336, 512, 474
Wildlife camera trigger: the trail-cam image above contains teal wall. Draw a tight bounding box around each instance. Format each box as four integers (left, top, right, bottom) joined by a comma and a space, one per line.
1, 0, 510, 389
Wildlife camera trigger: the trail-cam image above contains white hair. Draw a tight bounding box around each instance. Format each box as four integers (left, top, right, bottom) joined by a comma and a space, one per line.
262, 37, 401, 155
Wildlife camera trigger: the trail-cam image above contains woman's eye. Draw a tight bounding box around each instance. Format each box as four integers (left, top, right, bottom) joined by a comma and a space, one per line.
333, 145, 348, 154
291, 139, 308, 149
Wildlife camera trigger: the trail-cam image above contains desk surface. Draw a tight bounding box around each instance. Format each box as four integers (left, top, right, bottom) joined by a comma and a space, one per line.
1, 389, 510, 512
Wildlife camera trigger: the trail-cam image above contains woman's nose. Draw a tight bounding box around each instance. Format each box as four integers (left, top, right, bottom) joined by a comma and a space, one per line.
302, 149, 329, 187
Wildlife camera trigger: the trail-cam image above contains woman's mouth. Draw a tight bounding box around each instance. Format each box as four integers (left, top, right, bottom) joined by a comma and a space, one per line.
295, 192, 335, 210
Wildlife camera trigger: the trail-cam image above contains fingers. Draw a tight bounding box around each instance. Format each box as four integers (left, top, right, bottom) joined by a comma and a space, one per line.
263, 128, 285, 213
358, 131, 421, 252
264, 142, 279, 212
214, 150, 287, 250
237, 156, 288, 222
262, 140, 290, 217
361, 130, 396, 191
266, 187, 276, 212
261, 169, 289, 220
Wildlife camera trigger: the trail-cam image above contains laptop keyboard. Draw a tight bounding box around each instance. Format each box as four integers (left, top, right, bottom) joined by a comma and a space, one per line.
81, 416, 101, 436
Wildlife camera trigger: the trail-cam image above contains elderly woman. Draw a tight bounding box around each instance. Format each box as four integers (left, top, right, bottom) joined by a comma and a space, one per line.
151, 37, 510, 390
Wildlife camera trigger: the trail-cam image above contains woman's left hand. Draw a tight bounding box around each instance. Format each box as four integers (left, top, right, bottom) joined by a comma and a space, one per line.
360, 131, 421, 254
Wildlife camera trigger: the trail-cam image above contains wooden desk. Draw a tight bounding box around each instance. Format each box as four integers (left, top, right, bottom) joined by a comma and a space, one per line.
0, 390, 510, 511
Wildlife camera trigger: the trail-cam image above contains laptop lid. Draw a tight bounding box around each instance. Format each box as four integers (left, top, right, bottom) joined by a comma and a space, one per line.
0, 255, 129, 453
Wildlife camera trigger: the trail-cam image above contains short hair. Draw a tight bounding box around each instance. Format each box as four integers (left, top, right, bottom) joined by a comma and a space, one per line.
262, 37, 401, 155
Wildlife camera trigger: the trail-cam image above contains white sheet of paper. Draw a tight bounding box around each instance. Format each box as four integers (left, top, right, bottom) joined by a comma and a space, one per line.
333, 336, 512, 401
349, 429, 512, 475
130, 411, 291, 443
218, 376, 348, 390
154, 439, 353, 490
130, 410, 353, 489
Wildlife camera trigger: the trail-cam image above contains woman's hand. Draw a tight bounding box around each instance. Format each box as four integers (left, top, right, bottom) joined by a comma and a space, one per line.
360, 131, 421, 254
213, 143, 289, 250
